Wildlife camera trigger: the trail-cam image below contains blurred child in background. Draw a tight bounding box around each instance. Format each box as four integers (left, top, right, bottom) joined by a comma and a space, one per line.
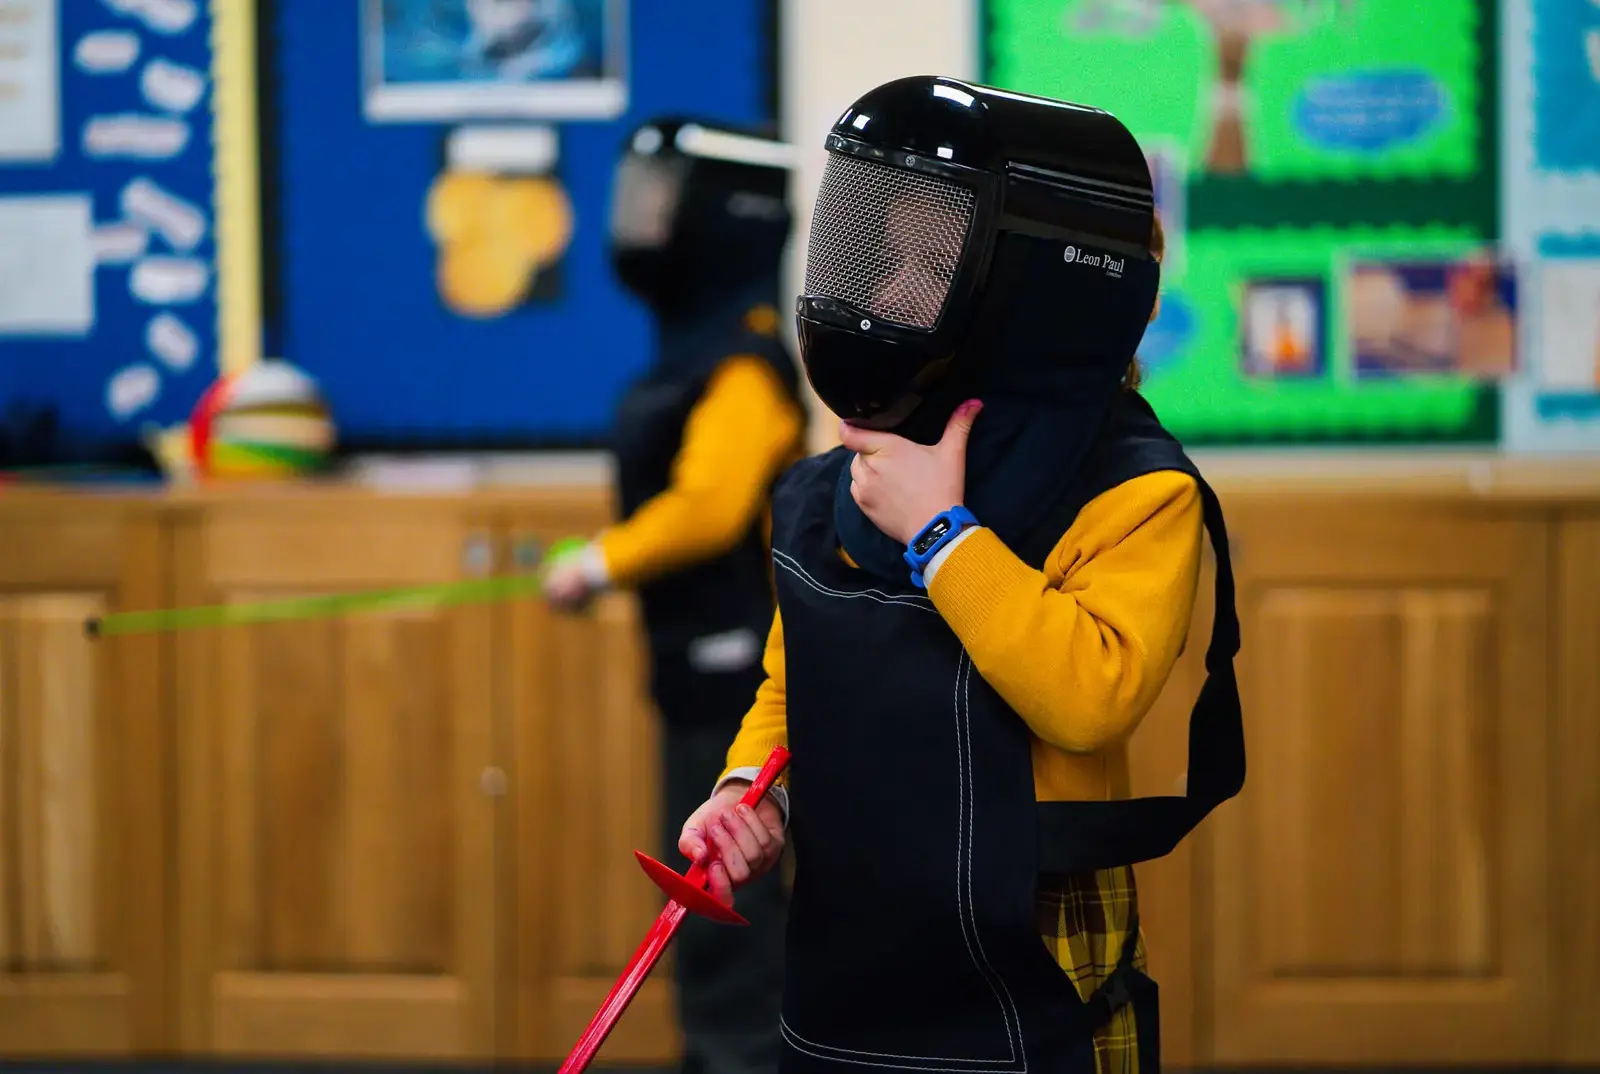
542, 117, 807, 1074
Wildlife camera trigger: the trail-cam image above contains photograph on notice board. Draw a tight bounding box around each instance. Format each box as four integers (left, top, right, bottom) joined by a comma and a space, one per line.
1345, 257, 1518, 380
1241, 276, 1324, 378
362, 0, 627, 122
1536, 259, 1600, 394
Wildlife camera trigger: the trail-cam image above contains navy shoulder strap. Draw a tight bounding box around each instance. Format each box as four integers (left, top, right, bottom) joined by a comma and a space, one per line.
1031, 393, 1245, 872
1012, 390, 1195, 570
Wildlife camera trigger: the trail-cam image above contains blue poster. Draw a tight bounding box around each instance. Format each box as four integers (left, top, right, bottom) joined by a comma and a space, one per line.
1532, 0, 1600, 173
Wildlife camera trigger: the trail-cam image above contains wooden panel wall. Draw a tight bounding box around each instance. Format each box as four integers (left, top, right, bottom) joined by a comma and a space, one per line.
501, 505, 680, 1063
173, 501, 499, 1059
1206, 500, 1551, 1064
1556, 514, 1600, 1066
0, 501, 167, 1055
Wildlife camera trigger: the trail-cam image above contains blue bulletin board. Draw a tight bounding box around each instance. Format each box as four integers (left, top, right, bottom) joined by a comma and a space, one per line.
0, 0, 776, 458
0, 0, 219, 453
261, 0, 778, 449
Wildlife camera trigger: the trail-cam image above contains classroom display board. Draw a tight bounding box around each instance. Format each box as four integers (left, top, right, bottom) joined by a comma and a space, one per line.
0, 0, 218, 451
0, 0, 774, 458
1498, 0, 1600, 452
261, 0, 775, 448
986, 0, 1508, 444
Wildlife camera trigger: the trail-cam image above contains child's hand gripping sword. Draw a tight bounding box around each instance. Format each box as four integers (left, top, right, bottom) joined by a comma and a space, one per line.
557, 744, 791, 1074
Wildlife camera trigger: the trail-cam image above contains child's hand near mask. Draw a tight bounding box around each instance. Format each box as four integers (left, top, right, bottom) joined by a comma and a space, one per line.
837, 399, 984, 545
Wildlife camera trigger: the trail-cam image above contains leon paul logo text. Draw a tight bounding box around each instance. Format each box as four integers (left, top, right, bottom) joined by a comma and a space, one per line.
1063, 245, 1124, 279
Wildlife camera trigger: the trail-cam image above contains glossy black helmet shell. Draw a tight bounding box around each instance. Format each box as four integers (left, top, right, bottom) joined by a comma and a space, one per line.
609, 115, 795, 313
796, 75, 1156, 430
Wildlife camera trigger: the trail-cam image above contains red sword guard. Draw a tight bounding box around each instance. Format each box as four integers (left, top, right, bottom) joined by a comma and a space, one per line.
556, 744, 791, 1074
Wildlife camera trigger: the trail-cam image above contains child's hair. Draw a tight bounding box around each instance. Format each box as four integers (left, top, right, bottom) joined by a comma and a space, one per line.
1121, 211, 1165, 392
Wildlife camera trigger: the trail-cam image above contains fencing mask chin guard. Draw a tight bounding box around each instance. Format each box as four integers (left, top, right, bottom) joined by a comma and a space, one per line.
796, 75, 1161, 441
608, 117, 796, 314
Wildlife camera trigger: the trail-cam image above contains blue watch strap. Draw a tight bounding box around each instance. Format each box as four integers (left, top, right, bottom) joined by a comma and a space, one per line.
904, 506, 979, 589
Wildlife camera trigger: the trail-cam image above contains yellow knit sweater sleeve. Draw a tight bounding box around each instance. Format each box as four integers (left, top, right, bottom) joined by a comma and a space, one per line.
720, 609, 791, 779
595, 355, 804, 589
926, 470, 1204, 753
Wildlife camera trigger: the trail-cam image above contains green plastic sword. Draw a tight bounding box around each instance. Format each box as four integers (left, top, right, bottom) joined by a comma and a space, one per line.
85, 536, 590, 638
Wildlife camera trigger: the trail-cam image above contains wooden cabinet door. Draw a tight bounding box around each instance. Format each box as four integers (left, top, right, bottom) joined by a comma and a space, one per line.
0, 499, 168, 1054
1205, 499, 1552, 1065
173, 499, 499, 1060
502, 518, 679, 1064
1556, 515, 1600, 1065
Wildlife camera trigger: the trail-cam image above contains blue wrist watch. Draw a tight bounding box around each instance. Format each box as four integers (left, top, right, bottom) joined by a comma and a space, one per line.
904, 506, 979, 590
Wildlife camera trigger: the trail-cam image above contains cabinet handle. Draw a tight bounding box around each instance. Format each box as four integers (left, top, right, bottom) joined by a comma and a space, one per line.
513, 535, 544, 572
462, 533, 493, 577
479, 766, 508, 797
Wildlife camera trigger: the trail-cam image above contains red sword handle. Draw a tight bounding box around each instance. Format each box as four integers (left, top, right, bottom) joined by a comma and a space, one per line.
556, 745, 791, 1074
674, 743, 789, 893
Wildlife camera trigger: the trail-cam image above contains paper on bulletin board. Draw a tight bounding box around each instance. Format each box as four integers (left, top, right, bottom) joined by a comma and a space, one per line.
988, 0, 1479, 183
0, 195, 95, 335
0, 0, 60, 162
1136, 224, 1495, 443
1498, 0, 1600, 452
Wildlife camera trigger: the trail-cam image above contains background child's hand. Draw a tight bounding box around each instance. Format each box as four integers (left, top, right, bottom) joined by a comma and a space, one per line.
541, 538, 603, 612
838, 400, 982, 545
678, 781, 785, 905
541, 556, 594, 610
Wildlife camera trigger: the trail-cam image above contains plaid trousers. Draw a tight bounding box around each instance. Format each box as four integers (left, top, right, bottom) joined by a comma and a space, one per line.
1036, 866, 1146, 1074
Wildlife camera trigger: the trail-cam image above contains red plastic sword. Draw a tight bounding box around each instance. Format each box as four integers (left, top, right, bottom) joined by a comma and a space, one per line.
556, 744, 792, 1074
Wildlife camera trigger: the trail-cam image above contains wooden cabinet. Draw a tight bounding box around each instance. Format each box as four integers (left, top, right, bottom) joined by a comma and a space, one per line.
1199, 497, 1553, 1064
0, 497, 168, 1055
159, 489, 673, 1064
170, 497, 501, 1059
1556, 514, 1600, 1066
501, 503, 680, 1065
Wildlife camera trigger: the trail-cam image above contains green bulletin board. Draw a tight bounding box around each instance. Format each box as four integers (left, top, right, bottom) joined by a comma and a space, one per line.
984, 0, 1504, 444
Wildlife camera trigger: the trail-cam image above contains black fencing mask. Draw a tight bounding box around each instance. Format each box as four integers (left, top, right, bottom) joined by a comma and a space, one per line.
608, 117, 794, 316
795, 75, 1161, 443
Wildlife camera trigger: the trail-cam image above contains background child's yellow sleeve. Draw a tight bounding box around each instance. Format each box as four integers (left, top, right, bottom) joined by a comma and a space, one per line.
925, 470, 1204, 753
596, 355, 803, 589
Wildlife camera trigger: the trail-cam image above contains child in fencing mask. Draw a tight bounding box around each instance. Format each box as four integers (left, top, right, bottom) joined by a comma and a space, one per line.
673, 76, 1246, 1074
541, 116, 808, 1074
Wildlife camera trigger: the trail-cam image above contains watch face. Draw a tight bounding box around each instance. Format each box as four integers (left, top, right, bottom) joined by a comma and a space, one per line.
913, 518, 951, 555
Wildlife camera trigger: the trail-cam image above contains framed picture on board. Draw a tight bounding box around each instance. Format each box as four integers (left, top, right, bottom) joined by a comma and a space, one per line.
361, 0, 628, 122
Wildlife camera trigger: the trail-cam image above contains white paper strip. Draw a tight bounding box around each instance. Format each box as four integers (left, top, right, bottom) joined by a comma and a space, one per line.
83, 113, 190, 160
121, 176, 207, 251
140, 57, 205, 113
130, 255, 209, 304
74, 30, 140, 74
92, 221, 151, 264
106, 364, 161, 419
146, 312, 199, 370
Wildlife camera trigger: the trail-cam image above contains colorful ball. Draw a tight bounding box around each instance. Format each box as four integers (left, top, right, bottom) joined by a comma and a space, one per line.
190, 361, 335, 480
